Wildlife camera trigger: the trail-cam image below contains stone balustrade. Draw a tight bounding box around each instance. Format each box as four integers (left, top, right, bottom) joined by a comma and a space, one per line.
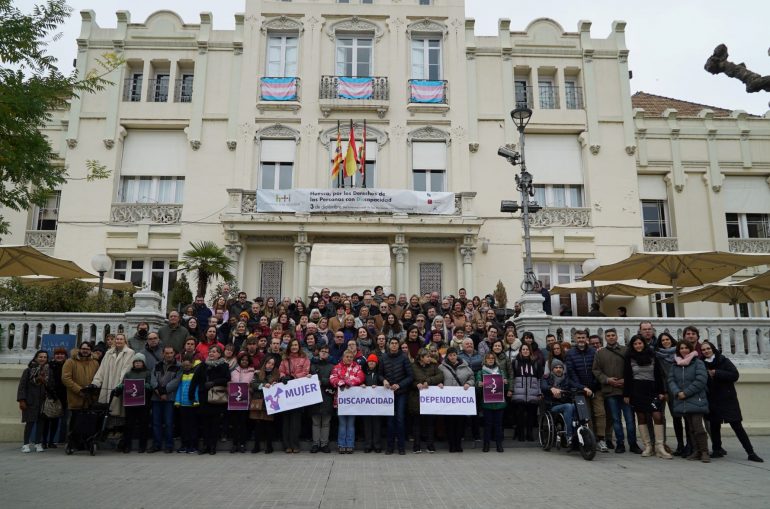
644, 236, 679, 252
24, 230, 57, 249
110, 203, 182, 224
529, 207, 591, 227
514, 314, 770, 368
729, 238, 770, 254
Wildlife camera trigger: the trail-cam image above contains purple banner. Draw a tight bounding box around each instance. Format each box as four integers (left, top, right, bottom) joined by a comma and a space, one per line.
228, 382, 250, 411
123, 379, 145, 407
482, 374, 505, 404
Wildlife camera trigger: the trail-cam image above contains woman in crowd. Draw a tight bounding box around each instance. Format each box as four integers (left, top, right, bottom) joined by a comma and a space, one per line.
400, 308, 416, 330
668, 341, 710, 463
429, 316, 451, 345
404, 325, 424, 360
340, 315, 358, 342
17, 350, 50, 453
490, 340, 513, 395
222, 343, 238, 371
196, 326, 223, 363
428, 329, 448, 358
623, 335, 672, 459
231, 321, 249, 352
407, 295, 423, 317
279, 338, 310, 453
372, 333, 388, 361
477, 351, 507, 453
511, 343, 542, 442
400, 342, 414, 363
356, 326, 374, 356
362, 354, 383, 453
316, 317, 332, 346
310, 345, 334, 453
229, 352, 255, 453
263, 297, 278, 322
174, 355, 199, 454
383, 313, 405, 342
330, 349, 365, 453
211, 296, 230, 324
545, 341, 566, 377
43, 347, 68, 448
520, 331, 545, 371
410, 348, 443, 453
438, 347, 474, 453
502, 329, 521, 366
180, 337, 197, 364
250, 356, 280, 453
451, 301, 467, 331
92, 333, 134, 417
190, 345, 230, 455
701, 340, 763, 462
655, 331, 690, 456
186, 317, 203, 342
120, 352, 154, 453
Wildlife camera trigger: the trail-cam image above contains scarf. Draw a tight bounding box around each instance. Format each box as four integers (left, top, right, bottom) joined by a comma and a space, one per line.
205, 357, 227, 367
481, 364, 500, 375
627, 346, 654, 366
655, 345, 677, 365
675, 351, 698, 366
550, 370, 566, 387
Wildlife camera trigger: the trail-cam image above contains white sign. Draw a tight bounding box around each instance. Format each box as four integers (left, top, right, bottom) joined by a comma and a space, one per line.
419, 386, 477, 415
337, 386, 395, 416
263, 375, 323, 415
255, 188, 456, 215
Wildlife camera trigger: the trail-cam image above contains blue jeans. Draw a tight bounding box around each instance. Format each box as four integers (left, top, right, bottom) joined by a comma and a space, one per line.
387, 393, 407, 450
152, 400, 175, 450
338, 415, 356, 448
605, 395, 636, 446
551, 403, 575, 437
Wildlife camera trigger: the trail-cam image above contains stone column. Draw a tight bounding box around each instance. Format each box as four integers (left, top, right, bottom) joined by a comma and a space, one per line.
391, 244, 409, 296
459, 245, 475, 296
294, 244, 311, 300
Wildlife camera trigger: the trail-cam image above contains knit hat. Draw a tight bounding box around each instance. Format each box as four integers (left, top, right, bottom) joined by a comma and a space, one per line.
551, 359, 565, 370
132, 352, 146, 364
367, 354, 379, 364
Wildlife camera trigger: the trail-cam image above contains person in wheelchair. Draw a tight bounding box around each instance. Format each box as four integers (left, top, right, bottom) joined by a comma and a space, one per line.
541, 359, 587, 446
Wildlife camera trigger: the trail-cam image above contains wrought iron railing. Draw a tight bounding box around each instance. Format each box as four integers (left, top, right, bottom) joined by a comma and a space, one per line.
259, 77, 300, 101
319, 76, 389, 101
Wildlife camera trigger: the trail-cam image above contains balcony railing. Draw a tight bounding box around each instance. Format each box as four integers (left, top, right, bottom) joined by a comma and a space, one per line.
644, 236, 679, 252
529, 207, 590, 227
729, 238, 770, 254
565, 85, 584, 109
173, 78, 194, 103
259, 77, 300, 101
146, 78, 170, 102
110, 203, 182, 224
539, 84, 560, 109
408, 79, 447, 104
319, 76, 389, 101
122, 78, 143, 102
24, 230, 56, 249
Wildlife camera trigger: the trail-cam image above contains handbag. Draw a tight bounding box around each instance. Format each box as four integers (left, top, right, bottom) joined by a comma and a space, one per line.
42, 397, 63, 418
207, 386, 227, 405
249, 398, 264, 411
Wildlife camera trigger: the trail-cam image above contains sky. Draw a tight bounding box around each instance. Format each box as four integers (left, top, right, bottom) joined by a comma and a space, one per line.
42, 0, 770, 114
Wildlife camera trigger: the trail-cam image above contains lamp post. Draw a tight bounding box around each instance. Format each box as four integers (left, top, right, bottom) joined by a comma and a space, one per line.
91, 254, 111, 297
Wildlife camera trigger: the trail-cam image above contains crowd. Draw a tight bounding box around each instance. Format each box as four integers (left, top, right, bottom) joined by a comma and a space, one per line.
16, 285, 763, 462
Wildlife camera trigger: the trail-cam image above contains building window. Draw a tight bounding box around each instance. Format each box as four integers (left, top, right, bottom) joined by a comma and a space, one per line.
419, 263, 442, 296
412, 141, 447, 192
150, 74, 170, 102
533, 185, 583, 208
565, 80, 583, 109
362, 0, 374, 3
726, 213, 770, 238
34, 191, 61, 230
260, 139, 296, 190
419, 0, 432, 5
260, 163, 293, 190
175, 74, 194, 102
260, 261, 283, 300
538, 80, 558, 109
515, 80, 531, 109
332, 161, 376, 189
654, 292, 676, 318
119, 176, 185, 204
336, 37, 373, 77
113, 258, 177, 311
642, 200, 669, 237
123, 73, 143, 102
411, 38, 441, 80
330, 135, 377, 188
535, 262, 587, 316
267, 35, 298, 77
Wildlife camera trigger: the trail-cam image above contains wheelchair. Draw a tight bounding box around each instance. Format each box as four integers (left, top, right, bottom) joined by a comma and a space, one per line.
538, 389, 596, 461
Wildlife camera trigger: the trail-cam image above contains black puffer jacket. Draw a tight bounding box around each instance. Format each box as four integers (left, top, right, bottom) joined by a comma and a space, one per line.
703, 351, 742, 423
189, 358, 231, 405
378, 350, 413, 395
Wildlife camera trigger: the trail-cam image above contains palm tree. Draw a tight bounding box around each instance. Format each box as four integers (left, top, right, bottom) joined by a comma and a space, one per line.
175, 241, 235, 298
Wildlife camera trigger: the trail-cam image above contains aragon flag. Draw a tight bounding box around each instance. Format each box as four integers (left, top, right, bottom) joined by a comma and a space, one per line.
343, 120, 359, 178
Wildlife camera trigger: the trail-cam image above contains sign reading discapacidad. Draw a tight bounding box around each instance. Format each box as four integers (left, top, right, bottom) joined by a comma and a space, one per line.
255, 188, 456, 215
337, 386, 394, 416
263, 375, 322, 415
419, 386, 477, 415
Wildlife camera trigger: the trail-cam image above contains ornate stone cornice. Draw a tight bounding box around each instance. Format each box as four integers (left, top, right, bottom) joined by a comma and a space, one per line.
255, 124, 301, 144
406, 126, 451, 145
326, 17, 383, 41
319, 123, 388, 149
261, 16, 304, 34
529, 208, 590, 228
406, 18, 448, 40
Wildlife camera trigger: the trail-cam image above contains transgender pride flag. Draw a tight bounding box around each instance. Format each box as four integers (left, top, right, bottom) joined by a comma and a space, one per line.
338, 77, 373, 99
261, 77, 298, 101
410, 80, 445, 103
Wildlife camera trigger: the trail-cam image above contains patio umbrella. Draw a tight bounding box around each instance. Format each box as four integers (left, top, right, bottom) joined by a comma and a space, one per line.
581, 251, 770, 313
19, 275, 137, 291
655, 281, 770, 317
0, 245, 95, 279
550, 279, 671, 300
739, 270, 770, 291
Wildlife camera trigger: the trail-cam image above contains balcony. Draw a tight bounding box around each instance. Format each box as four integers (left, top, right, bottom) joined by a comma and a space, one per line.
319, 76, 389, 118
407, 79, 449, 115
110, 203, 182, 224
24, 230, 56, 251
644, 236, 679, 252
258, 77, 301, 113
729, 238, 770, 254
529, 207, 591, 228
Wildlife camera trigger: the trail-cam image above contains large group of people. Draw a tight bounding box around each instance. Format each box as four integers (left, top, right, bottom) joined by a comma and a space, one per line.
15, 285, 763, 462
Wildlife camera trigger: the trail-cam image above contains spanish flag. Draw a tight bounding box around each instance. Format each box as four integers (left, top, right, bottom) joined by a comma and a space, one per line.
344, 120, 359, 178
331, 121, 343, 180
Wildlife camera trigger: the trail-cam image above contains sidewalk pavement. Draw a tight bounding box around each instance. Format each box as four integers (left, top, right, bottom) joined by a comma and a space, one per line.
0, 436, 767, 509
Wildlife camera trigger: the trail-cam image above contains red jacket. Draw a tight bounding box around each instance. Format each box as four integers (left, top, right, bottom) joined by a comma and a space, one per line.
279, 354, 310, 379
330, 361, 365, 408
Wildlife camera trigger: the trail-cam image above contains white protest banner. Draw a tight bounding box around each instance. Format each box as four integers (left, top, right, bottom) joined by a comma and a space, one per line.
337, 386, 394, 416
419, 386, 477, 415
263, 375, 323, 415
255, 188, 455, 215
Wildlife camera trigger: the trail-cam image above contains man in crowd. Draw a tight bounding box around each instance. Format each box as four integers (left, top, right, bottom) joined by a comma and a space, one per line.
192, 295, 212, 328
683, 325, 703, 356
148, 346, 181, 454
477, 326, 499, 357
141, 331, 164, 373
229, 292, 251, 319
380, 337, 413, 455
129, 322, 150, 352
157, 311, 188, 354
565, 329, 608, 453
61, 342, 100, 431
639, 321, 656, 346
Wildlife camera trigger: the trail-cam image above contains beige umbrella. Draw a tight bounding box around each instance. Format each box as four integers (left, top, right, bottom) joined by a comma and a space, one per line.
19, 275, 137, 291
0, 245, 95, 279
739, 270, 770, 291
550, 279, 671, 300
582, 251, 770, 313
655, 281, 770, 316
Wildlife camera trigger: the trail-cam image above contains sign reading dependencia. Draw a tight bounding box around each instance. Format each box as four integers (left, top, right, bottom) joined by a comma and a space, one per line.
256, 188, 456, 215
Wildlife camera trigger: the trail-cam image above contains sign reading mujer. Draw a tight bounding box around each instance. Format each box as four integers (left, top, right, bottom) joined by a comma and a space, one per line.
337, 386, 394, 416
263, 375, 322, 415
419, 386, 477, 415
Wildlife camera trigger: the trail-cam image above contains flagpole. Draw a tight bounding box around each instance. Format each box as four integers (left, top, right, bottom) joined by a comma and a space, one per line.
362, 119, 367, 188
349, 119, 354, 188
337, 120, 342, 189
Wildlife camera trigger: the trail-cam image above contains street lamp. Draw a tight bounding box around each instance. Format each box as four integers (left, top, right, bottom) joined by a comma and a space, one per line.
498, 107, 540, 293
91, 254, 111, 297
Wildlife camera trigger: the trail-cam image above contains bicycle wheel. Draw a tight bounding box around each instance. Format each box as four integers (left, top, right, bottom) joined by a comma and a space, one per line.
538, 412, 554, 451
578, 426, 596, 461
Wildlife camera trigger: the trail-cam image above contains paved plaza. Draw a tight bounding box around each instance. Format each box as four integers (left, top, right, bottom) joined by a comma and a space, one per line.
0, 436, 768, 509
